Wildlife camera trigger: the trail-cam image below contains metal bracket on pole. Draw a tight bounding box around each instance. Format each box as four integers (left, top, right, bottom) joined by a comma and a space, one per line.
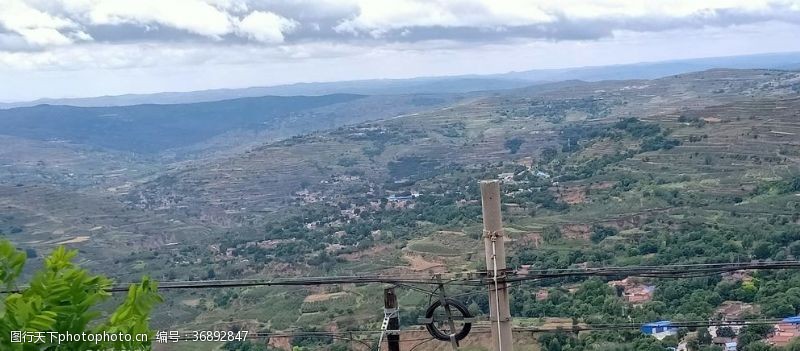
435, 274, 460, 351
381, 287, 401, 351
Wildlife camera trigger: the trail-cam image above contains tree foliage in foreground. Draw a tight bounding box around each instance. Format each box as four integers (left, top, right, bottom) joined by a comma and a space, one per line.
0, 239, 162, 350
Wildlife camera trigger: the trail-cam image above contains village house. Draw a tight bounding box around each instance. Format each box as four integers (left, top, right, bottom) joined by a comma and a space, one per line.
340, 207, 359, 220
709, 324, 745, 339
456, 199, 479, 207
504, 203, 526, 215
387, 191, 421, 202
641, 321, 678, 340
609, 277, 655, 304
498, 172, 515, 182
711, 337, 737, 351
768, 317, 800, 348
722, 270, 755, 283
714, 301, 759, 321
535, 288, 549, 301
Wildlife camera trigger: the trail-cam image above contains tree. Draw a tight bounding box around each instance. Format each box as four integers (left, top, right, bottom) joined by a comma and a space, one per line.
0, 239, 162, 351
541, 147, 558, 164
547, 338, 563, 351
789, 241, 800, 258
737, 324, 774, 351
717, 326, 736, 338
697, 328, 712, 345
790, 176, 800, 193
542, 226, 562, 243
505, 138, 524, 154
687, 337, 700, 351
223, 340, 271, 351
752, 241, 774, 259
590, 226, 618, 243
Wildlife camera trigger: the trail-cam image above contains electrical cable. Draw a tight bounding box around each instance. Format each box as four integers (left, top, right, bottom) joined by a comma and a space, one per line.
3, 260, 799, 294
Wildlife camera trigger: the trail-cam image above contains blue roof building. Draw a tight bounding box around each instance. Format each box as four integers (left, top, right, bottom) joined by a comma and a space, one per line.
782, 316, 800, 324
641, 321, 678, 335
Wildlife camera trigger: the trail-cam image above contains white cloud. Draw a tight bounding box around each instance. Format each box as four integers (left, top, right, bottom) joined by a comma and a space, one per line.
0, 0, 88, 47
4, 20, 800, 102
16, 27, 72, 46
2, 0, 800, 98
237, 11, 298, 43
0, 0, 311, 49
334, 0, 555, 34
3, 0, 800, 49
334, 0, 800, 35
87, 0, 236, 38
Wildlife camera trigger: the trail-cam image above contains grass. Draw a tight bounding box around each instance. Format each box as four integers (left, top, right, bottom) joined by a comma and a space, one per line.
407, 241, 461, 256
156, 341, 224, 351
300, 294, 357, 313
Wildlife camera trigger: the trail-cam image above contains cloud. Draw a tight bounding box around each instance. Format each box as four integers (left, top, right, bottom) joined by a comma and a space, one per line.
0, 0, 298, 49
3, 0, 800, 51
0, 0, 89, 48
237, 11, 298, 43
2, 0, 800, 72
333, 0, 555, 35
86, 0, 236, 38
334, 0, 800, 41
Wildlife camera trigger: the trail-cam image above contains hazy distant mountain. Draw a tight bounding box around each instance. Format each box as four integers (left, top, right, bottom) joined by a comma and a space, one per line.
0, 94, 366, 153
3, 52, 798, 109
0, 92, 475, 155
0, 78, 533, 109
495, 51, 800, 81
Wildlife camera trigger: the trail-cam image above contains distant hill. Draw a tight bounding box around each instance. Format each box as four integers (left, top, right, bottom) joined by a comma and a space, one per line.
0, 94, 366, 154
125, 68, 800, 213
0, 92, 477, 155
4, 52, 799, 109
495, 51, 800, 82
0, 78, 533, 109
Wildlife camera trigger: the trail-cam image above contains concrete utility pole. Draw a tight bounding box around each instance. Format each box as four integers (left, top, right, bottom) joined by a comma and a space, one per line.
480, 180, 514, 351
383, 287, 401, 351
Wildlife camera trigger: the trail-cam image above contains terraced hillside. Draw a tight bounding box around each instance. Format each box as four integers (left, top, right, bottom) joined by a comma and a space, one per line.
4, 69, 800, 351
127, 69, 800, 219
124, 69, 800, 351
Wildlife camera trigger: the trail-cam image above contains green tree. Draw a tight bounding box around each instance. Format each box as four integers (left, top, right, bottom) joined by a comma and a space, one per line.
717, 327, 736, 338
542, 225, 563, 243
697, 328, 712, 345
505, 138, 524, 154
752, 241, 775, 259
540, 147, 558, 164
590, 226, 619, 243
547, 338, 563, 351
223, 340, 270, 351
0, 240, 162, 351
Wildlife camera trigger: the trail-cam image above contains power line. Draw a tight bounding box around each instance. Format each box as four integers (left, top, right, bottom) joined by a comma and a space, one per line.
409, 337, 435, 351
0, 274, 483, 294
116, 260, 800, 293
506, 260, 800, 282
3, 260, 800, 294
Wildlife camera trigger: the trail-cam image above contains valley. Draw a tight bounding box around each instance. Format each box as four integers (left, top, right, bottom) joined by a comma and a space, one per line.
2, 68, 800, 351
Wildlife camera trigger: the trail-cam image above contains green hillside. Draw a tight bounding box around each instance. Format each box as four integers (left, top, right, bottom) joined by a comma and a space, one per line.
3, 68, 800, 351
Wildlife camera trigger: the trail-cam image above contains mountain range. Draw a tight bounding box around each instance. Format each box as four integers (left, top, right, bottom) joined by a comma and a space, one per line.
3, 51, 800, 109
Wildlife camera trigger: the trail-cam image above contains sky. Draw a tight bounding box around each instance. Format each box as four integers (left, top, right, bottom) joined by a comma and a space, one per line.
2, 0, 800, 101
